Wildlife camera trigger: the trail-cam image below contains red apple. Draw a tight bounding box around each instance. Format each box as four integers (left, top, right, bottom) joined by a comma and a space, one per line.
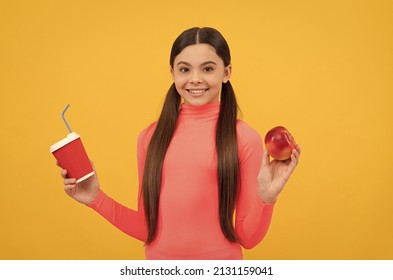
264, 126, 297, 160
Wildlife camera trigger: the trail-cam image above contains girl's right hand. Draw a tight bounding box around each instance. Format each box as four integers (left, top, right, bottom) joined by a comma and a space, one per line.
59, 162, 100, 205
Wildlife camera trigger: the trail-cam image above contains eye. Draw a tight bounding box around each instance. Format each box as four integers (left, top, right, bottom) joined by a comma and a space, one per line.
179, 67, 189, 73
203, 66, 214, 72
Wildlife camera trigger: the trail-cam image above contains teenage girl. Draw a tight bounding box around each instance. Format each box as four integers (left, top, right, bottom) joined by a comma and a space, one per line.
59, 27, 301, 259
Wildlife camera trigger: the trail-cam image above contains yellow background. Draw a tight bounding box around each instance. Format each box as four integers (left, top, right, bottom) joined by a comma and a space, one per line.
1, 0, 392, 260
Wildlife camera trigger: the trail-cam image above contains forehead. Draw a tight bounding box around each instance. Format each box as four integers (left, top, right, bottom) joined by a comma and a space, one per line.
174, 43, 223, 65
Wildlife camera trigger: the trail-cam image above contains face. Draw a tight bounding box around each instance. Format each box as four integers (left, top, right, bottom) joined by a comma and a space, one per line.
171, 43, 231, 106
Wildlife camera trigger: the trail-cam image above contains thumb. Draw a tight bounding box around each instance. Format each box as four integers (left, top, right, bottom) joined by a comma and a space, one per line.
261, 147, 270, 169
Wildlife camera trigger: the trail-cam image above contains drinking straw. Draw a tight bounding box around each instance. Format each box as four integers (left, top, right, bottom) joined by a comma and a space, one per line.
62, 104, 72, 133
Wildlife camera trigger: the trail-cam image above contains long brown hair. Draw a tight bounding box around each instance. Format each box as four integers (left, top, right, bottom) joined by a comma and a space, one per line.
142, 27, 240, 244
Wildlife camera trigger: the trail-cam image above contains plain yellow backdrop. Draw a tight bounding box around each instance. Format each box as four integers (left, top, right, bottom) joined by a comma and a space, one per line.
1, 0, 392, 260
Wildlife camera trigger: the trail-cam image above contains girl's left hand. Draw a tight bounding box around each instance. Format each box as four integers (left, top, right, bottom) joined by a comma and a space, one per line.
258, 145, 301, 203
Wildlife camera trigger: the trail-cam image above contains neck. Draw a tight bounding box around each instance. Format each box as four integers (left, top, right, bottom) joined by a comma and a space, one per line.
179, 102, 220, 118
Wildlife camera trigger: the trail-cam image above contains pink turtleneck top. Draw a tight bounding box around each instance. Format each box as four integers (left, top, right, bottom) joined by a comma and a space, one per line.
89, 102, 275, 259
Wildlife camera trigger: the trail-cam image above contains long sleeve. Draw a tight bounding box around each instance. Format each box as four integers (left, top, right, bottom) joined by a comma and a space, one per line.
88, 190, 147, 242
86, 126, 155, 243
235, 121, 275, 249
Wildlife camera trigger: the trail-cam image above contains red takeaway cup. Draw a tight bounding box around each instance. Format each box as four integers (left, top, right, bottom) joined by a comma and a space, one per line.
50, 132, 94, 183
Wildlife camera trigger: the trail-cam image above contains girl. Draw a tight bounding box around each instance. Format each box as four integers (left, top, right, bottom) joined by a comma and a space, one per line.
60, 27, 301, 260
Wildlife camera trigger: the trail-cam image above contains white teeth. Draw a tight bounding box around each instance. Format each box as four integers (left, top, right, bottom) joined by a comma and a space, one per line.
188, 89, 206, 94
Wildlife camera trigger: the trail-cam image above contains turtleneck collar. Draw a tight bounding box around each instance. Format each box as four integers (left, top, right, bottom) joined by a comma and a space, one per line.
179, 102, 220, 118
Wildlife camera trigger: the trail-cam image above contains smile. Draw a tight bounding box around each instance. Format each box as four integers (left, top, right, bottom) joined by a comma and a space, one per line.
187, 89, 208, 95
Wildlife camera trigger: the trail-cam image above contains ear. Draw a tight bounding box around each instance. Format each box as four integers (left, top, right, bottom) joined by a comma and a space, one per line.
223, 64, 232, 84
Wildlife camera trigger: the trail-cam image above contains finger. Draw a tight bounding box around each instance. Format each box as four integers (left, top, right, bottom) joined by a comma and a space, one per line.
290, 153, 298, 167
283, 147, 299, 165
61, 169, 68, 179
261, 148, 270, 168
64, 183, 77, 197
289, 145, 300, 163
292, 148, 300, 161
295, 144, 301, 155
293, 145, 302, 163
287, 150, 299, 171
64, 177, 77, 186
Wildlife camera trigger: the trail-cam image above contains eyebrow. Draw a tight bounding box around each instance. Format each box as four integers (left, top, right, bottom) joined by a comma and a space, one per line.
176, 61, 217, 66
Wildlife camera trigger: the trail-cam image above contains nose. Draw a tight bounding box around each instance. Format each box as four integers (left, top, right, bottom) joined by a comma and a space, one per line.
189, 70, 203, 84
